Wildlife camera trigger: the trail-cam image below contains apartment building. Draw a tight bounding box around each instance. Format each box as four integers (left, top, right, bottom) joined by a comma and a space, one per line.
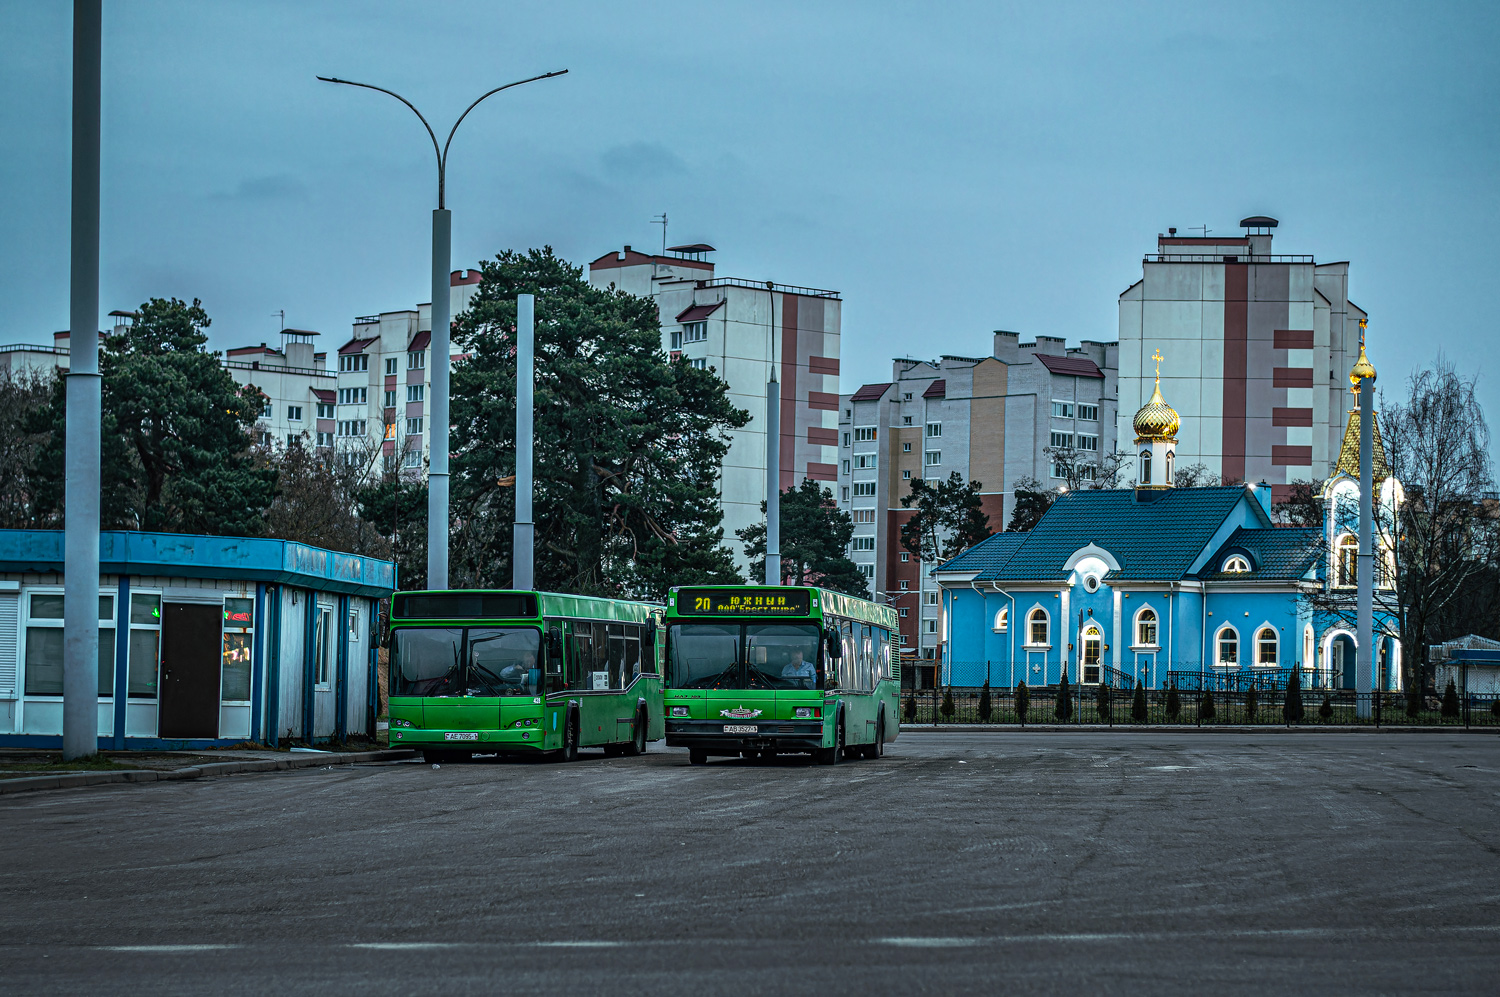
1117, 216, 1366, 498
837, 337, 1118, 673
588, 244, 841, 572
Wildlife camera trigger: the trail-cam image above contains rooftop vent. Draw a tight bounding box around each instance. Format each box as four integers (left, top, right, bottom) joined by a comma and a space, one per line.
666, 243, 715, 263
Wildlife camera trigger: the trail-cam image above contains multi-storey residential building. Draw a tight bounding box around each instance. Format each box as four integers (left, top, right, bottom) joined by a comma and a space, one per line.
1117, 216, 1366, 498
225, 331, 335, 451
837, 336, 1118, 677
588, 244, 842, 572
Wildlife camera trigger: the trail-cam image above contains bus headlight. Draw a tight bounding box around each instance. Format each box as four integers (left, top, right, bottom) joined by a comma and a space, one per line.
670, 706, 689, 717
391, 718, 415, 728
794, 708, 812, 719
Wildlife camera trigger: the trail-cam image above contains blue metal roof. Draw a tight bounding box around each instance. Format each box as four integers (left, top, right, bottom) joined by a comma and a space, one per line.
1197, 527, 1321, 581
937, 486, 1260, 582
0, 530, 396, 598
936, 531, 1028, 574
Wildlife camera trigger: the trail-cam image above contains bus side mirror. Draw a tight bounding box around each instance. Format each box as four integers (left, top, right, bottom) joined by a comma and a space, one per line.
645, 619, 657, 643
546, 627, 565, 671
825, 628, 842, 660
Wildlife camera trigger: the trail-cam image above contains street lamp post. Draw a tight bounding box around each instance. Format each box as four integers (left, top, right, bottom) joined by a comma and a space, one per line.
319, 70, 566, 590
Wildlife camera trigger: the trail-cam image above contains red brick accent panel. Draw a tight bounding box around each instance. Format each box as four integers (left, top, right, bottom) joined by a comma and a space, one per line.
1272, 445, 1313, 465
807, 427, 837, 446
1274, 329, 1314, 350
805, 462, 837, 481
1272, 407, 1314, 427
808, 391, 839, 411
1272, 367, 1314, 388
808, 355, 839, 375
1271, 484, 1298, 505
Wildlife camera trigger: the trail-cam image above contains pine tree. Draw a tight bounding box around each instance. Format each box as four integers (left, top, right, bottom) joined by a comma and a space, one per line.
1095, 682, 1112, 723
977, 680, 993, 723
899, 471, 993, 565
1055, 669, 1073, 721
1200, 690, 1216, 721
739, 479, 868, 596
940, 685, 956, 720
1165, 681, 1182, 721
1131, 682, 1148, 723
903, 694, 916, 724
1490, 698, 1500, 719
1244, 685, 1259, 723
1283, 669, 1305, 725
1016, 682, 1030, 726
1441, 678, 1461, 718
1319, 694, 1334, 720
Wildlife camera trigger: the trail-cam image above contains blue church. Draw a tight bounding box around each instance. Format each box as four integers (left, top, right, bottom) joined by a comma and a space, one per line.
934, 346, 1403, 693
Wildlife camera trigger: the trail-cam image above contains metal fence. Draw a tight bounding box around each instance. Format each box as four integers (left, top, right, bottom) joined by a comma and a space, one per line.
899, 685, 1500, 728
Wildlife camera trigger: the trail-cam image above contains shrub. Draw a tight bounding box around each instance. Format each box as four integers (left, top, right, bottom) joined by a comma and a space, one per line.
1131, 682, 1148, 723
1096, 682, 1112, 724
1490, 698, 1500, 719
1319, 694, 1333, 720
1441, 679, 1461, 719
1055, 669, 1073, 721
1016, 682, 1030, 726
1199, 690, 1216, 721
1165, 682, 1181, 721
1283, 669, 1304, 724
903, 694, 916, 724
1244, 686, 1259, 723
977, 680, 992, 723
940, 686, 956, 719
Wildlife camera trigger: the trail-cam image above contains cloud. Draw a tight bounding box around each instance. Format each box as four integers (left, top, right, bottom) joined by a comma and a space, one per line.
599, 142, 687, 180
212, 174, 309, 201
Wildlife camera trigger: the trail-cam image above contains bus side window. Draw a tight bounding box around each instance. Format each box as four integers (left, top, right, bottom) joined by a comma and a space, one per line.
624, 625, 642, 679
568, 623, 593, 692
840, 623, 856, 689
877, 629, 891, 681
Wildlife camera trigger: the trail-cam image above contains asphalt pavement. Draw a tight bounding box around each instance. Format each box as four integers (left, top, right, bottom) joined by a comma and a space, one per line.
1, 730, 1498, 995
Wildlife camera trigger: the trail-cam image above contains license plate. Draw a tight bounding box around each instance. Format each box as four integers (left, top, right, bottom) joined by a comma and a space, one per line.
723, 724, 758, 734
444, 732, 479, 741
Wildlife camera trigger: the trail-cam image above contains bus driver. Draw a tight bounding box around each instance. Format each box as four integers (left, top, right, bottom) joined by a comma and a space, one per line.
780, 648, 816, 689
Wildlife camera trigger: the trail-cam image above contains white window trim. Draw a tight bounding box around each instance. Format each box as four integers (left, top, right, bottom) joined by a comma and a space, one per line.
1254, 623, 1279, 668
19, 587, 117, 702
1023, 606, 1051, 649
1222, 554, 1251, 574
1214, 623, 1240, 668
315, 605, 334, 691
992, 607, 1008, 633
1131, 604, 1161, 650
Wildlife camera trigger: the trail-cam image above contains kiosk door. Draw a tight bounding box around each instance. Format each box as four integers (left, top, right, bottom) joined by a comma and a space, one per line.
159, 603, 222, 738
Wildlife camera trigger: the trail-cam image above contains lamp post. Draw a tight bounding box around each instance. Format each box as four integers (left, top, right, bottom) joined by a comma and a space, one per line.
1352, 321, 1377, 718
318, 70, 567, 590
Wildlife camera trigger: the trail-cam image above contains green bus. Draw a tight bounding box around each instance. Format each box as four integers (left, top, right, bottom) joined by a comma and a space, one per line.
387, 590, 664, 763
662, 585, 900, 764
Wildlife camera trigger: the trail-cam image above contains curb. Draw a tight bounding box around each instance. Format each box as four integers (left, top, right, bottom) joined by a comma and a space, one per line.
0, 749, 417, 797
899, 724, 1497, 734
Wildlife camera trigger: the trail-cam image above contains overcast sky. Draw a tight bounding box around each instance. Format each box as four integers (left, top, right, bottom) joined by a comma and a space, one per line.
2, 1, 1497, 423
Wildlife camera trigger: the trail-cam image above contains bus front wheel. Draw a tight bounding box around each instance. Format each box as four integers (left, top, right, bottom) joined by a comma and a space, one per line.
560, 712, 580, 762
623, 707, 647, 756
815, 717, 845, 765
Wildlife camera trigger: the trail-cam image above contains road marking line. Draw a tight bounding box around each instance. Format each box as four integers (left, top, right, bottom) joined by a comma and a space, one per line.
877, 938, 982, 947
531, 941, 625, 948
97, 945, 239, 952
348, 943, 462, 950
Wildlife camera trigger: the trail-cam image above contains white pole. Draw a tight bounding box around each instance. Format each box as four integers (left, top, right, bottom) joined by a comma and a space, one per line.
765, 373, 780, 586
63, 0, 102, 760
427, 208, 451, 590
513, 294, 534, 590
1356, 372, 1375, 717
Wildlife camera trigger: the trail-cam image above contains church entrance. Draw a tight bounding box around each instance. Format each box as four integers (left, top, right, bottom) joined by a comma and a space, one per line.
1081, 625, 1102, 684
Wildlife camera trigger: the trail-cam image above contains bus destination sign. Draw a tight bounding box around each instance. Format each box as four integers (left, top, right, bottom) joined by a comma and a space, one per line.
678, 588, 812, 617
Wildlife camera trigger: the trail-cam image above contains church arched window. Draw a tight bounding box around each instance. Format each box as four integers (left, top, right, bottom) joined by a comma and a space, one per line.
1215, 625, 1239, 667
1166, 450, 1175, 483
1335, 534, 1358, 587
1026, 607, 1050, 647
1140, 450, 1152, 485
1135, 607, 1158, 647
993, 607, 1008, 633
1256, 627, 1278, 666
1222, 555, 1251, 573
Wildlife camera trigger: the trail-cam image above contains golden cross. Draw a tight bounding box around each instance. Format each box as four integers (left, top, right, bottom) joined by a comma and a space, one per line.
1151, 349, 1163, 379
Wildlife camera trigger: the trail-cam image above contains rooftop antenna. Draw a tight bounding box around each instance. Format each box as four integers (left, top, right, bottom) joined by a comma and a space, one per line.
1188, 224, 1210, 237
651, 212, 667, 254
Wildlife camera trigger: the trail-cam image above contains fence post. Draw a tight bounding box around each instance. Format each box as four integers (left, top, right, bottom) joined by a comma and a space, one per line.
1463, 660, 1469, 729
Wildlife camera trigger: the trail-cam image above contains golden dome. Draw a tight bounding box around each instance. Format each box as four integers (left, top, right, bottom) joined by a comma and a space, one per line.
1349, 324, 1376, 389
1133, 350, 1179, 441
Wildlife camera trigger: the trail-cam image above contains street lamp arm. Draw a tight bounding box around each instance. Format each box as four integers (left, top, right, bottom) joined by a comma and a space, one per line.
440, 70, 568, 185
316, 76, 443, 196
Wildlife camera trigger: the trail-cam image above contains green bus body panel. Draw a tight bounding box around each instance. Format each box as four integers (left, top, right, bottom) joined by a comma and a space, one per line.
662, 585, 902, 753
388, 589, 665, 755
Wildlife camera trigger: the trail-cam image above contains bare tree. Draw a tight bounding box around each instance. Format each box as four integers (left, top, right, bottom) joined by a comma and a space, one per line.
258, 433, 391, 558
1042, 445, 1131, 491
1381, 361, 1498, 690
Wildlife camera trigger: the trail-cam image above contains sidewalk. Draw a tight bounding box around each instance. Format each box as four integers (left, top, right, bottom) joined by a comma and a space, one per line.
899, 723, 1496, 734
0, 748, 416, 797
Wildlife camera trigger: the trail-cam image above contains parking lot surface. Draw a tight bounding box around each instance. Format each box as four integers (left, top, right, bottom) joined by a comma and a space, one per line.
1, 730, 1497, 995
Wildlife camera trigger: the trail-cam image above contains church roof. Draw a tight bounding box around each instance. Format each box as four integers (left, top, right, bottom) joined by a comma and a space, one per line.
936, 531, 1029, 574
1196, 527, 1321, 581
937, 486, 1259, 582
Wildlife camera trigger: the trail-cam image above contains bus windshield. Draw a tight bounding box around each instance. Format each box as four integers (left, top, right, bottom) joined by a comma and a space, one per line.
668, 623, 823, 690
392, 627, 541, 697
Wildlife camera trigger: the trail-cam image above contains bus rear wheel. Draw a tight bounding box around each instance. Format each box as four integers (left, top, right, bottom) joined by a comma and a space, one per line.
688, 748, 707, 765
623, 707, 647, 756
863, 716, 885, 759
